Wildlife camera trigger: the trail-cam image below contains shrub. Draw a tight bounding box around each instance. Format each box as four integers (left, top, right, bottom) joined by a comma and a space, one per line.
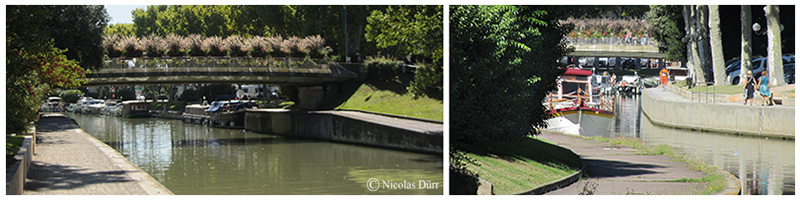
117, 35, 143, 58
224, 35, 248, 57
58, 89, 84, 103
140, 34, 165, 57
103, 34, 122, 58
203, 36, 227, 57
305, 35, 327, 58
364, 56, 404, 81
246, 36, 271, 57
285, 36, 307, 58
184, 34, 205, 57
408, 63, 443, 97
164, 34, 186, 57
266, 36, 287, 57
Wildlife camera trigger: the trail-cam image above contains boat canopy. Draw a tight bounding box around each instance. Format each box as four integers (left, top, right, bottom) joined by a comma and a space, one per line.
205, 101, 255, 112
564, 68, 593, 76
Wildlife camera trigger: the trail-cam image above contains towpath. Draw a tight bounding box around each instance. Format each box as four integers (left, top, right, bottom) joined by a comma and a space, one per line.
539, 132, 710, 195
23, 113, 172, 195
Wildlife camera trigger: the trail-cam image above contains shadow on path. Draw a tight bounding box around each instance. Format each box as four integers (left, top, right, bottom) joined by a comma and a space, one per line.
24, 162, 135, 192
36, 116, 80, 132
582, 158, 663, 178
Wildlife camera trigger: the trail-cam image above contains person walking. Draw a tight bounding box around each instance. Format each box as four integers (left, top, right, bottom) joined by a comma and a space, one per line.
756, 71, 772, 106
743, 71, 756, 106
659, 66, 669, 90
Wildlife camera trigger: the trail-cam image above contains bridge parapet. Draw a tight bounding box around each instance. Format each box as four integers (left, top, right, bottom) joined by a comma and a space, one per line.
87, 57, 357, 86
102, 56, 327, 69
565, 37, 658, 47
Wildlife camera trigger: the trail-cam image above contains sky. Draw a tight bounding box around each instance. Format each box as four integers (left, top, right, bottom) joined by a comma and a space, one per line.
105, 5, 146, 24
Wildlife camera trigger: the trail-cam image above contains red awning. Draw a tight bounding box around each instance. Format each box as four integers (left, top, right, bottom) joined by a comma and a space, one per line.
564, 68, 593, 76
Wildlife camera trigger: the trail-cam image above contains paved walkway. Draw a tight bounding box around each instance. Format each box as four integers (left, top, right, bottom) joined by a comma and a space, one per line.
316, 110, 443, 135
24, 113, 172, 195
539, 132, 708, 195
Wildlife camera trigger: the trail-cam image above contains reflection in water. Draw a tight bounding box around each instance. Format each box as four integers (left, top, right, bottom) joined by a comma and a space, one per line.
66, 113, 443, 195
609, 94, 794, 195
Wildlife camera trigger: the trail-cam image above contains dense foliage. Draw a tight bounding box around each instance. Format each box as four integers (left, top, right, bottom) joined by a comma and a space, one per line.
45, 5, 109, 70
125, 5, 387, 60
561, 18, 650, 39
101, 34, 330, 58
646, 5, 687, 62
450, 5, 570, 193
7, 6, 91, 134
363, 56, 404, 81
365, 5, 443, 97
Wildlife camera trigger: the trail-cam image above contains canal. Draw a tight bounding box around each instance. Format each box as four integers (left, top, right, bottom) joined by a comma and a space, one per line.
606, 93, 794, 195
64, 112, 443, 195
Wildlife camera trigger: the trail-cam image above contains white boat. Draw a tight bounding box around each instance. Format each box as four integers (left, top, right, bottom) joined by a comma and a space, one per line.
618, 71, 643, 94
545, 68, 615, 136
182, 104, 210, 124
44, 97, 64, 112
83, 99, 105, 115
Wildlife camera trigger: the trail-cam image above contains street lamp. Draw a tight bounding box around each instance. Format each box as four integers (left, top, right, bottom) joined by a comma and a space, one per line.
752, 22, 784, 35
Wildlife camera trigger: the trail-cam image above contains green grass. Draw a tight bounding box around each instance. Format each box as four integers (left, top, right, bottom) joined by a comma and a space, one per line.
334, 79, 443, 121
586, 137, 727, 195
6, 135, 25, 164
459, 136, 582, 194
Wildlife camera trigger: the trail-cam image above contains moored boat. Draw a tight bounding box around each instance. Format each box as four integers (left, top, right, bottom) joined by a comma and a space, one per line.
204, 96, 257, 128
83, 99, 105, 115
122, 100, 151, 118
545, 68, 615, 136
182, 104, 210, 124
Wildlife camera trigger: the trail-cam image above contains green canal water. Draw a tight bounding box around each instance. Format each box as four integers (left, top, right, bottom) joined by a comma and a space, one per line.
609, 94, 794, 195
65, 112, 443, 195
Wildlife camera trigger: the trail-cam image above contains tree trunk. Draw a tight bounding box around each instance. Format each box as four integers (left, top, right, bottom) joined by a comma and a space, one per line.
709, 5, 727, 85
765, 5, 785, 86
695, 5, 710, 85
740, 5, 752, 86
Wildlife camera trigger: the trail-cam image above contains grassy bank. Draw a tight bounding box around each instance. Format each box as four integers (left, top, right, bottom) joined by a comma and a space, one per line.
458, 136, 582, 194
334, 78, 443, 121
587, 136, 727, 195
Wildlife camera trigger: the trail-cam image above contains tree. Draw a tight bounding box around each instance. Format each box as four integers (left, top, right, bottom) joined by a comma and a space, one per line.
646, 5, 687, 63
106, 23, 136, 36
740, 5, 753, 86
365, 5, 443, 97
765, 5, 785, 86
709, 5, 727, 85
46, 5, 109, 70
450, 5, 570, 193
7, 6, 88, 134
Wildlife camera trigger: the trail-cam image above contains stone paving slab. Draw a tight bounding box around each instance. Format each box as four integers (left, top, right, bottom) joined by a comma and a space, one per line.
539, 132, 708, 195
23, 113, 172, 195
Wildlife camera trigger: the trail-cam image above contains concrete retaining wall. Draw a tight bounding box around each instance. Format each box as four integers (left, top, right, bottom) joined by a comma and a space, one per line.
6, 136, 33, 195
245, 109, 442, 154
641, 89, 794, 139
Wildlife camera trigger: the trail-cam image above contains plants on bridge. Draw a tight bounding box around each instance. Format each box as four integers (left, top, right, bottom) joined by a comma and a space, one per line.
185, 34, 206, 57
103, 34, 331, 59
246, 36, 271, 57
224, 35, 248, 57
103, 34, 123, 58
141, 34, 165, 57
164, 34, 187, 57
119, 35, 144, 58
203, 36, 228, 56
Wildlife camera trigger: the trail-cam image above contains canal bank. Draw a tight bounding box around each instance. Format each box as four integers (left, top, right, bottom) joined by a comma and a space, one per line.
641, 87, 794, 139
24, 114, 172, 195
539, 131, 740, 195
244, 109, 443, 154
